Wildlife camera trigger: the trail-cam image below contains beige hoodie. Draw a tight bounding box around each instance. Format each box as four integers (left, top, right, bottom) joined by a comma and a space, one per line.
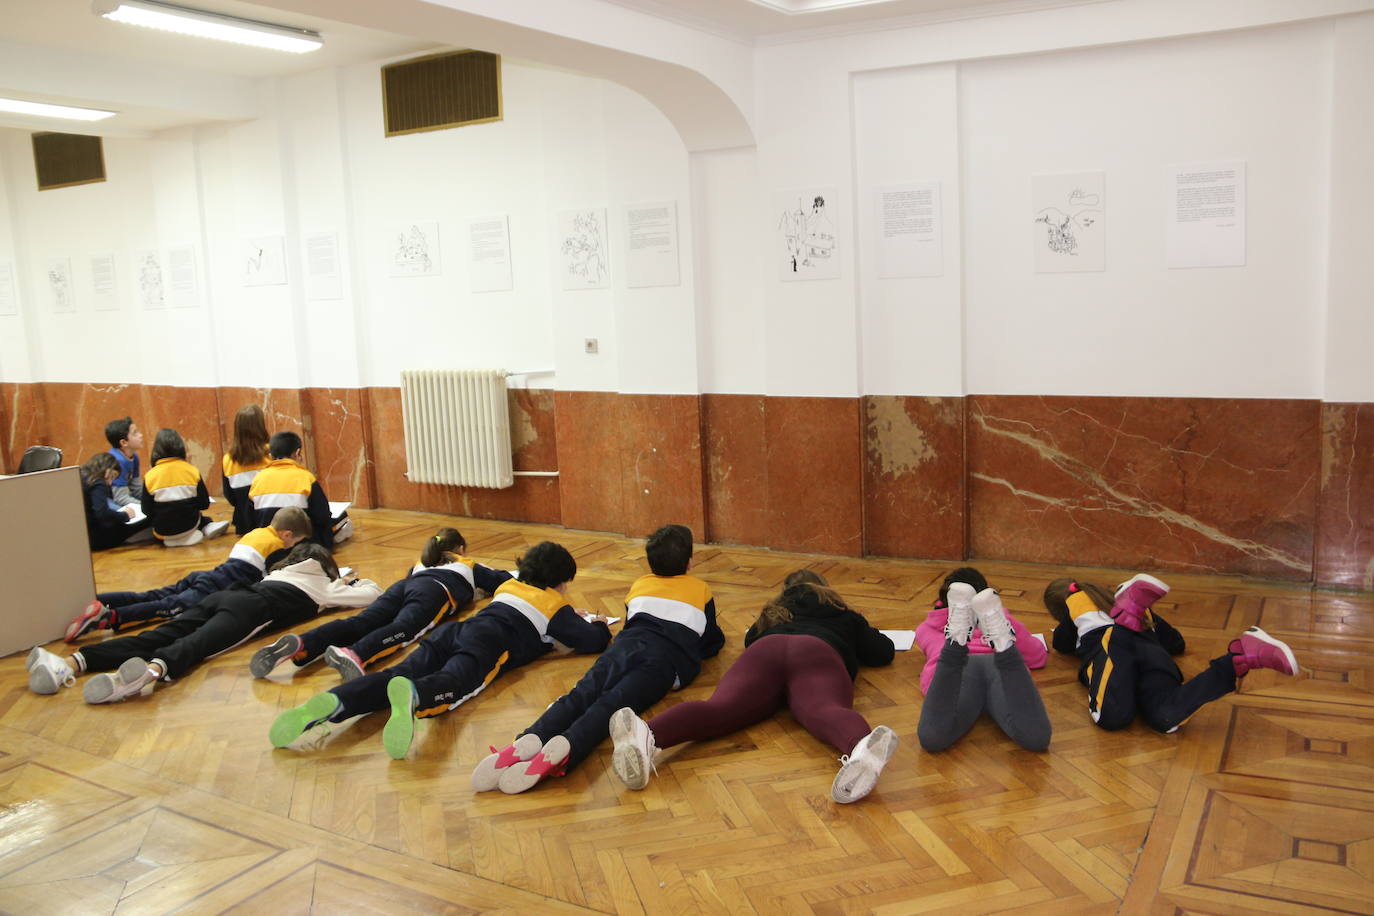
263, 558, 381, 610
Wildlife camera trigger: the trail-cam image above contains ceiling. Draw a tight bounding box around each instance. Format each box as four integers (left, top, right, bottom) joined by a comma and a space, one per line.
0, 0, 1095, 135
603, 0, 1098, 41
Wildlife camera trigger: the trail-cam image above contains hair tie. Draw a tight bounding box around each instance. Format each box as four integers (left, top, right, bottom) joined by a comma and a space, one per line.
434, 535, 443, 542
1068, 581, 1079, 593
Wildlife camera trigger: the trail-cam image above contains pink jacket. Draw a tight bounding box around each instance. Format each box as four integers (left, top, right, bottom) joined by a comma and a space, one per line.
914, 603, 1048, 694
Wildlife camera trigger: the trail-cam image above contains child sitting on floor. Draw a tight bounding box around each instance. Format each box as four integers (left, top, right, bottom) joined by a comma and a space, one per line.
249, 431, 351, 549
473, 523, 723, 794
103, 416, 144, 507
250, 526, 511, 681
142, 428, 229, 547
222, 404, 271, 535
1044, 573, 1299, 732
64, 507, 312, 641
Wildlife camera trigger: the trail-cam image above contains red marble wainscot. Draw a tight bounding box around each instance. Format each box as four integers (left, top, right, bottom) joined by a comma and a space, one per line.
701, 394, 771, 547
615, 394, 706, 540
1316, 402, 1374, 591
40, 382, 150, 476
967, 395, 1319, 581
0, 381, 48, 473
764, 396, 864, 557
554, 390, 626, 534
141, 385, 224, 493
300, 387, 373, 507
364, 386, 561, 525
862, 395, 966, 561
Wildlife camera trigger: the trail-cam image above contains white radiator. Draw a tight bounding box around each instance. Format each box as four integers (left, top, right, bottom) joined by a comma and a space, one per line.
400, 369, 514, 488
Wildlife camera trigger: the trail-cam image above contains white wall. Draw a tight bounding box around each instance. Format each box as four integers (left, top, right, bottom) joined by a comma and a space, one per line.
1325, 15, 1374, 402
960, 23, 1331, 397
853, 64, 963, 397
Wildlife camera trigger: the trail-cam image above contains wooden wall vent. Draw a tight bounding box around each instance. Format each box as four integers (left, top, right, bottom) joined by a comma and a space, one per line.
32, 132, 106, 191
382, 50, 502, 137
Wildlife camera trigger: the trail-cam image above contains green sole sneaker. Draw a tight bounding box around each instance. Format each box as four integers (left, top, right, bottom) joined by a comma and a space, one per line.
382, 677, 418, 760
269, 692, 340, 748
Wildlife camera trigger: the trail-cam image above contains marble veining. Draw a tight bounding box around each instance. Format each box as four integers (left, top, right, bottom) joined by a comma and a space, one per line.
971, 405, 1311, 575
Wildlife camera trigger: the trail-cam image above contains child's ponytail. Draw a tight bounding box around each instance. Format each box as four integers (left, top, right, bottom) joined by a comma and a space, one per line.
420, 528, 465, 567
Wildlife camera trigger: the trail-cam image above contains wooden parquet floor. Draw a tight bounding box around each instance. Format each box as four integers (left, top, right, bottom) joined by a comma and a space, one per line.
2, 507, 1371, 915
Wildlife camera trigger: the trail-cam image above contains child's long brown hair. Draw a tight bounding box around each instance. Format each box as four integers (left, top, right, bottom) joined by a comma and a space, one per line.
419, 528, 465, 567
750, 569, 849, 634
229, 404, 270, 466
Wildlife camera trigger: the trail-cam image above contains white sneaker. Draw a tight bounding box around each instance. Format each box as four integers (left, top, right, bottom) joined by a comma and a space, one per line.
333, 517, 355, 545
944, 583, 976, 646
83, 657, 157, 704
831, 725, 898, 804
202, 520, 230, 540
162, 528, 204, 547
610, 707, 658, 790
972, 588, 1015, 652
28, 647, 75, 695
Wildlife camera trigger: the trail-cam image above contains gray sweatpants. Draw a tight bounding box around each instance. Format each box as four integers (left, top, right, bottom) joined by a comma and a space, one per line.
917, 640, 1051, 752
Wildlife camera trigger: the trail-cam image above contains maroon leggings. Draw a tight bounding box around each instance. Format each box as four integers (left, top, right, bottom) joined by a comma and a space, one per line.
648, 634, 871, 754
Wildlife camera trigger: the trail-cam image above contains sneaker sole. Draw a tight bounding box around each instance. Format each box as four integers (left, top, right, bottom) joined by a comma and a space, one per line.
65, 601, 106, 642
832, 726, 898, 804
83, 657, 152, 705
499, 735, 570, 794
609, 708, 650, 790
382, 677, 417, 759
324, 646, 365, 682
1245, 627, 1299, 676
250, 635, 301, 679
1115, 573, 1170, 598
269, 693, 341, 748
472, 734, 543, 792
25, 647, 43, 672
28, 665, 66, 695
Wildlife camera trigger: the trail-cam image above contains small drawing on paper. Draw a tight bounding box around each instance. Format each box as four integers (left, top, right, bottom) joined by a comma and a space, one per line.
559, 209, 609, 290
137, 251, 165, 309
48, 259, 74, 313
243, 236, 287, 286
1031, 172, 1104, 273
390, 222, 440, 277
775, 188, 840, 281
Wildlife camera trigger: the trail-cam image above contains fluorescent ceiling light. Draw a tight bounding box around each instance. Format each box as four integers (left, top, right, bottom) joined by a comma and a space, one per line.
0, 97, 117, 121
93, 0, 323, 54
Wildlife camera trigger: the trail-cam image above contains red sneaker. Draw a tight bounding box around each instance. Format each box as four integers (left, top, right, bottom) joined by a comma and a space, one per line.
1230, 627, 1298, 678
1109, 574, 1169, 632
65, 601, 114, 643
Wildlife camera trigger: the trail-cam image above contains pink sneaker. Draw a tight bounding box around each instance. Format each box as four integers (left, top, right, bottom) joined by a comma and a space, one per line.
1109, 574, 1169, 632
1229, 627, 1298, 678
498, 735, 571, 794
324, 646, 366, 682
471, 734, 543, 792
